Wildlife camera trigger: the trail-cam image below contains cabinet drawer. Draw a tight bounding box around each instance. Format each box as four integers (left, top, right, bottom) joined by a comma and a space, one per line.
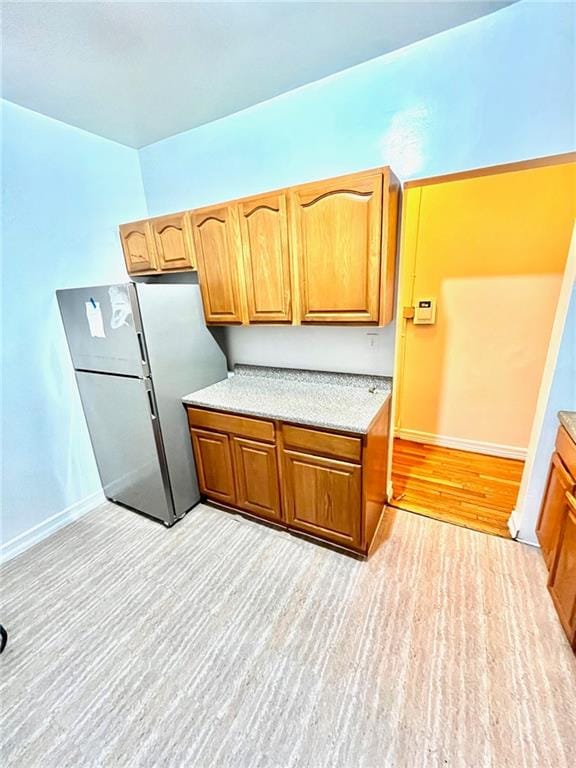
282, 424, 361, 462
187, 407, 275, 443
556, 426, 576, 478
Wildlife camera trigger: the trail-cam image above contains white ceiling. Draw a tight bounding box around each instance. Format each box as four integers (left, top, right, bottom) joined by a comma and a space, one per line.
1, 1, 515, 148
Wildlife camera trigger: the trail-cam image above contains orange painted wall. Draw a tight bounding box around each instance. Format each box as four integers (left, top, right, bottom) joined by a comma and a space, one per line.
395, 159, 576, 452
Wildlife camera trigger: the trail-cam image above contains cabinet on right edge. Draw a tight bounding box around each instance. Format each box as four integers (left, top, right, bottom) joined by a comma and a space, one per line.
536, 422, 576, 651
548, 494, 576, 648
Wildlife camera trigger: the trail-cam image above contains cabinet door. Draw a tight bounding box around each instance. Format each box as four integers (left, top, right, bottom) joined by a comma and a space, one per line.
239, 193, 292, 322
151, 212, 195, 271
537, 453, 575, 569
282, 449, 362, 548
119, 220, 157, 274
190, 428, 236, 505
232, 437, 282, 522
289, 170, 383, 323
191, 205, 244, 323
548, 494, 576, 648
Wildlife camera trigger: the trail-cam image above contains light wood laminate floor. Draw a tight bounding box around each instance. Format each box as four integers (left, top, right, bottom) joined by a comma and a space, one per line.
1, 502, 575, 767
391, 439, 525, 538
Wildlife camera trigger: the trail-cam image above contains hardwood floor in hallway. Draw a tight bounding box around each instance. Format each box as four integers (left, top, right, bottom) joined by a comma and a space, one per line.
391, 439, 525, 538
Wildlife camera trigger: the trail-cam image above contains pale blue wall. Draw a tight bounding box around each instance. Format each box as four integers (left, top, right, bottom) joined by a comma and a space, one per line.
138, 0, 575, 375
518, 283, 576, 544
1, 101, 147, 547
140, 1, 575, 214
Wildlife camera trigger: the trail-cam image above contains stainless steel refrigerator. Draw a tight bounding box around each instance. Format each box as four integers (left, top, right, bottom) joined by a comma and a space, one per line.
57, 282, 227, 526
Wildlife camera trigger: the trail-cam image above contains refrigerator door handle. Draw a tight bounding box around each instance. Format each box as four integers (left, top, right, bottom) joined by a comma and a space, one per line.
146, 387, 157, 420
136, 331, 148, 368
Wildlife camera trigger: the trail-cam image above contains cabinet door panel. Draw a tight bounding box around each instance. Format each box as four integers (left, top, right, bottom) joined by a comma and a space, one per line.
119, 221, 157, 274
290, 171, 383, 323
239, 193, 291, 322
191, 206, 244, 323
548, 495, 576, 647
536, 453, 575, 569
282, 449, 361, 548
190, 428, 236, 505
151, 213, 195, 271
232, 437, 281, 521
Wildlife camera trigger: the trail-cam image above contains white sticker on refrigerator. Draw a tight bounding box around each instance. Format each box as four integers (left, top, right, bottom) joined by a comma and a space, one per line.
85, 300, 106, 338
109, 285, 132, 329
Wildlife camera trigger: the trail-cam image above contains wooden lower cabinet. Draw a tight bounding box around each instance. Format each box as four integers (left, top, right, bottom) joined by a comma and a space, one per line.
232, 437, 281, 522
548, 495, 576, 649
186, 401, 390, 556
536, 452, 575, 568
190, 428, 236, 505
282, 450, 361, 549
536, 423, 576, 652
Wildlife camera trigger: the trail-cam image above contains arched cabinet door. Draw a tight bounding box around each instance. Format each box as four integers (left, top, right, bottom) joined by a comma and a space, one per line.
150, 212, 195, 271
119, 220, 158, 274
289, 170, 384, 323
238, 193, 292, 323
190, 205, 245, 324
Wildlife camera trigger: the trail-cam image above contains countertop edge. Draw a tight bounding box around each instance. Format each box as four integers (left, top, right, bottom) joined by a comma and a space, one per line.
558, 411, 576, 444
182, 391, 392, 436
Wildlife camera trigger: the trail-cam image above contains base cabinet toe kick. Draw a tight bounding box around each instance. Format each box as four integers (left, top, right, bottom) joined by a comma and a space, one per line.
186, 403, 390, 557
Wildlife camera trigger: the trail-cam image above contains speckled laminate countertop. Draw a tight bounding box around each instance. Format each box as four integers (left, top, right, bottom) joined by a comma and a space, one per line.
182, 365, 392, 435
559, 411, 576, 443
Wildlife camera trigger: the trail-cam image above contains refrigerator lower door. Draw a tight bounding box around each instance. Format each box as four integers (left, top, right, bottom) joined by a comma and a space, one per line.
75, 371, 174, 524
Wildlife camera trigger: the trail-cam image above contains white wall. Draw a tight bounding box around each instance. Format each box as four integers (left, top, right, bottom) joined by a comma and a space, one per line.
515, 280, 576, 544
224, 325, 396, 376
138, 1, 575, 375
1, 101, 147, 556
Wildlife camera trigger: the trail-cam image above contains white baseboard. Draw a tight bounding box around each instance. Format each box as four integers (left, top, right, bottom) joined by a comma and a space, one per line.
386, 480, 394, 501
507, 510, 539, 547
0, 489, 106, 564
395, 428, 528, 461
507, 509, 520, 539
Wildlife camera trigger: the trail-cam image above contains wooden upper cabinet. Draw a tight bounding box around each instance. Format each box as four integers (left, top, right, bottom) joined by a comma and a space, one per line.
117, 165, 399, 323
289, 169, 389, 324
239, 193, 292, 322
190, 205, 245, 324
536, 452, 575, 569
119, 220, 157, 274
150, 212, 195, 271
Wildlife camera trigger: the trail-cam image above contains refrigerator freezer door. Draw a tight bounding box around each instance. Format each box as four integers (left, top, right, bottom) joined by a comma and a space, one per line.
136, 281, 228, 517
57, 284, 148, 376
75, 370, 173, 524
